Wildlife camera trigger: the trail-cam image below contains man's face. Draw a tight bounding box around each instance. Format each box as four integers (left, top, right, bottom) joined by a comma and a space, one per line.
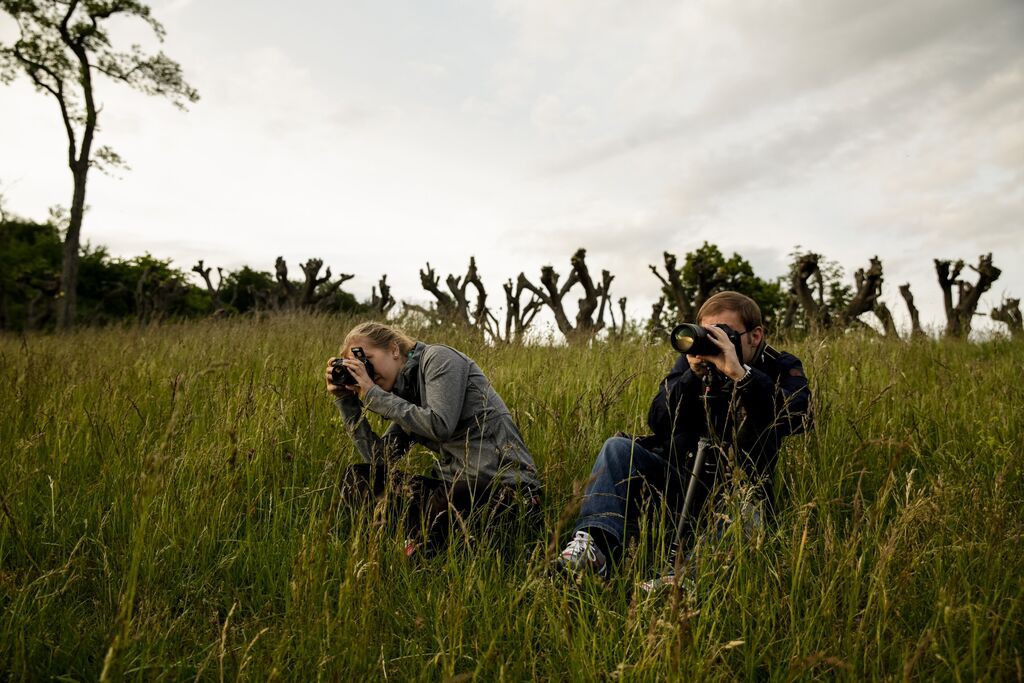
698, 309, 764, 364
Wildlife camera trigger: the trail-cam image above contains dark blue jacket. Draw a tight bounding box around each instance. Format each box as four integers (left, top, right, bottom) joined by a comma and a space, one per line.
646, 344, 812, 513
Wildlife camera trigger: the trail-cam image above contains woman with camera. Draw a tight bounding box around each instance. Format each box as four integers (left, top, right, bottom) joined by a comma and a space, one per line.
325, 322, 542, 556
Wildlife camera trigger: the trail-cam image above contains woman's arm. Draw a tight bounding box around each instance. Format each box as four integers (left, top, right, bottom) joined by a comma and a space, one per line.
363, 346, 469, 442
335, 394, 413, 463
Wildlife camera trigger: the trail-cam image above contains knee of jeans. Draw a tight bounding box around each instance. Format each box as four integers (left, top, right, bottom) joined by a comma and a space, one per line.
596, 436, 636, 475
600, 436, 636, 458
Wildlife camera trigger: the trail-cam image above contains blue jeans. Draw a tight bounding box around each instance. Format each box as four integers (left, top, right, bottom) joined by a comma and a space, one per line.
573, 436, 692, 548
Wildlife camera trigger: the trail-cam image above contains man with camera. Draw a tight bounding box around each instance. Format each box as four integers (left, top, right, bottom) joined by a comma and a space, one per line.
557, 291, 812, 581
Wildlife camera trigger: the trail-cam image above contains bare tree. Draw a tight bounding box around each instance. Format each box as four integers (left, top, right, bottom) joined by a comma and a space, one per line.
519, 248, 615, 344
649, 252, 694, 322
787, 252, 831, 334
647, 296, 667, 341
301, 258, 353, 308
273, 257, 294, 308
370, 274, 396, 317
1, 0, 199, 330
782, 253, 906, 337
607, 296, 628, 339
274, 256, 354, 310
837, 256, 898, 337
899, 284, 925, 338
935, 253, 1001, 338
503, 275, 543, 344
408, 257, 496, 337
191, 260, 224, 309
413, 261, 460, 322
991, 298, 1022, 338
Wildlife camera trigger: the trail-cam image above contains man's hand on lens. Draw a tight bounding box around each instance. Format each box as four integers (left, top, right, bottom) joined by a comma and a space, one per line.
688, 327, 745, 382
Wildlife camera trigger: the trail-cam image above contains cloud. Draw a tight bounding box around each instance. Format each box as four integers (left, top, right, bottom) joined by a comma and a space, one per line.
2, 0, 1022, 331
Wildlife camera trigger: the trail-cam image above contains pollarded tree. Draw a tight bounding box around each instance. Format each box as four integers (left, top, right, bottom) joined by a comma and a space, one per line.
519, 248, 616, 344
781, 249, 853, 336
650, 243, 785, 331
935, 254, 1001, 339
0, 0, 199, 330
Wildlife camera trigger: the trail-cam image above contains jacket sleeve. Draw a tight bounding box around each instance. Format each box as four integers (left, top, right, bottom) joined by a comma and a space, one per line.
362, 346, 469, 442
647, 354, 705, 439
335, 394, 412, 464
735, 354, 812, 438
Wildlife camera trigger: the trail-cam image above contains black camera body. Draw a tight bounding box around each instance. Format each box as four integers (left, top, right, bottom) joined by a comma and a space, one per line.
330, 347, 375, 387
670, 323, 744, 361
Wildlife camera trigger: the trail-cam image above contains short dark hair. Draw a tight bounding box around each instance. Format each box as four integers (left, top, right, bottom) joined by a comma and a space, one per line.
697, 291, 762, 331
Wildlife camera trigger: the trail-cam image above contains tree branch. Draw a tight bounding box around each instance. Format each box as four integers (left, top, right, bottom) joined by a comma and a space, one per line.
898, 283, 924, 338
991, 298, 1022, 338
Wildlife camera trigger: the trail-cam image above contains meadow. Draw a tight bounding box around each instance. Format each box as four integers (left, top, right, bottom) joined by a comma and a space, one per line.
1, 314, 1021, 680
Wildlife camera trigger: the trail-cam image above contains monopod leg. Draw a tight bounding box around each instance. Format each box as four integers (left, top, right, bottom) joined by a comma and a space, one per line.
671, 437, 710, 575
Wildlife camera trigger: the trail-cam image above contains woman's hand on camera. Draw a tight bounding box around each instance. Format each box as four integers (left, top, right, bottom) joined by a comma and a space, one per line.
324, 357, 358, 397
339, 357, 376, 399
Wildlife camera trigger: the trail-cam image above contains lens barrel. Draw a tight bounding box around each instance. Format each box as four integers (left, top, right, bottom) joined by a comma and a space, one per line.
670, 323, 720, 356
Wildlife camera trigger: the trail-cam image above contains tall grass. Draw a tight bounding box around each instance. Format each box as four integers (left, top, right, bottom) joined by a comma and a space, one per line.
1, 314, 1021, 680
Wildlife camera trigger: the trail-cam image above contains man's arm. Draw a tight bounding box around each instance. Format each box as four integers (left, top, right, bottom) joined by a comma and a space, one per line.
335, 394, 413, 463
647, 354, 705, 438
362, 346, 469, 442
735, 354, 812, 437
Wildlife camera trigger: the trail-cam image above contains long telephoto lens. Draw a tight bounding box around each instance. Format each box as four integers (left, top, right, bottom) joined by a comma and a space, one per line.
670, 323, 719, 355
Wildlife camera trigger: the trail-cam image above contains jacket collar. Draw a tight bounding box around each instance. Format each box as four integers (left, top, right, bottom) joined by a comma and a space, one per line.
392, 341, 426, 399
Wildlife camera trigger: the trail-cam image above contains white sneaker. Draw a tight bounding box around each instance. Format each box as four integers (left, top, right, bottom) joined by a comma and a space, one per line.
557, 530, 608, 579
639, 571, 695, 596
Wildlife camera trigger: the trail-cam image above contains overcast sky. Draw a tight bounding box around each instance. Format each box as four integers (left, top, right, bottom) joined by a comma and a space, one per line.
2, 0, 1022, 332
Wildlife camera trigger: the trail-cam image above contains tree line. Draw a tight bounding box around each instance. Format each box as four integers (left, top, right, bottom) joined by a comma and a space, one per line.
2, 2, 1020, 343
1, 212, 1020, 342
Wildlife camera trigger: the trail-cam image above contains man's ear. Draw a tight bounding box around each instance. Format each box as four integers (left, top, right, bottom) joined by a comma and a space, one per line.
751, 326, 765, 347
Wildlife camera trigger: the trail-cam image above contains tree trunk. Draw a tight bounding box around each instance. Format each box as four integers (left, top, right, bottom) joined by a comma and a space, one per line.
935, 259, 964, 338
897, 284, 923, 338
790, 253, 830, 333
56, 165, 88, 330
873, 303, 899, 338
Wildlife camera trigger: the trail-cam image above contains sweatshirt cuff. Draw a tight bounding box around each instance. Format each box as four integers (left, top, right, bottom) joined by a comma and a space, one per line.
334, 393, 361, 415
362, 384, 394, 416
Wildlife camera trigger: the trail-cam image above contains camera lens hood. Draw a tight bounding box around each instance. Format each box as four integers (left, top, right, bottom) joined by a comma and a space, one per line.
670, 323, 720, 356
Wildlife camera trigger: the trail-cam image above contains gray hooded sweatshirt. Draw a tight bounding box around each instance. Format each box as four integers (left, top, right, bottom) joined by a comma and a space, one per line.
335, 342, 541, 489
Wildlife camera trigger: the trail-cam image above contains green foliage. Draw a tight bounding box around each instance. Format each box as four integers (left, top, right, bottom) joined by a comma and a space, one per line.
2, 0, 199, 328
1, 315, 1021, 679
0, 220, 371, 327
76, 248, 212, 324
684, 242, 786, 325
0, 0, 199, 125
0, 218, 61, 329
220, 266, 276, 313
659, 241, 786, 328
315, 287, 365, 315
